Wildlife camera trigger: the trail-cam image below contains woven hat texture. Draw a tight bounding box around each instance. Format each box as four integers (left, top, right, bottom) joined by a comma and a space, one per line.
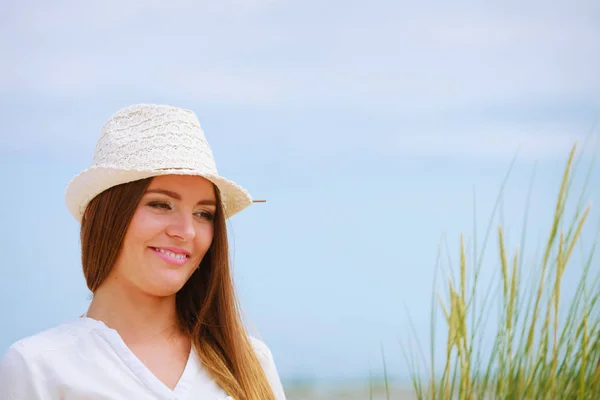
65, 104, 253, 222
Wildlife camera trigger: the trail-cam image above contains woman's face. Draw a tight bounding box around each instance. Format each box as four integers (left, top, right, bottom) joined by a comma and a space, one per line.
110, 174, 217, 297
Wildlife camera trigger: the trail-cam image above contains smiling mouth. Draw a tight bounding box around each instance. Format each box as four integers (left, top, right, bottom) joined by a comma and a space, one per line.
150, 247, 190, 260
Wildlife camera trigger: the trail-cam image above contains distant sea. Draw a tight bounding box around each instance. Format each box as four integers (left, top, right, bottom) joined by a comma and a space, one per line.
283, 379, 417, 400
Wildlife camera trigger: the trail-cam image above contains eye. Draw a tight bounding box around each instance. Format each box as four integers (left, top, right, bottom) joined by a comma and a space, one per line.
195, 211, 215, 221
147, 201, 171, 210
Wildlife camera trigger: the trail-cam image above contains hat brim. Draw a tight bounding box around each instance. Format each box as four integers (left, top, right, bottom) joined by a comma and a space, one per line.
65, 166, 253, 223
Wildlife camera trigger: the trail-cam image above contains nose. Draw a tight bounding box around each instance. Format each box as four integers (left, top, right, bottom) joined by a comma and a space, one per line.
165, 211, 196, 241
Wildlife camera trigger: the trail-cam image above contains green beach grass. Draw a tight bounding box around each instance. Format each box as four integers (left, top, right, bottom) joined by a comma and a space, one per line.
381, 142, 600, 399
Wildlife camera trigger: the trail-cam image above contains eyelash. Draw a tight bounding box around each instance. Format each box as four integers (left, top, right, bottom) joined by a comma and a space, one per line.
147, 201, 215, 221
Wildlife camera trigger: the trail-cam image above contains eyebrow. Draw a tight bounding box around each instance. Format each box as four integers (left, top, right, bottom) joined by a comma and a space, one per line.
144, 189, 217, 206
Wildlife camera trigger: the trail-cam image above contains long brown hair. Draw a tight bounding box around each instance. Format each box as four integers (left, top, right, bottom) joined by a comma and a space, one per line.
80, 177, 276, 400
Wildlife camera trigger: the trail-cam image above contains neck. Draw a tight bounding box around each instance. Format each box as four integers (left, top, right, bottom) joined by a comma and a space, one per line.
86, 280, 181, 344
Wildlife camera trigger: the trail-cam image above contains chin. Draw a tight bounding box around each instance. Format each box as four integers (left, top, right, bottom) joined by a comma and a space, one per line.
144, 272, 191, 297
144, 283, 186, 297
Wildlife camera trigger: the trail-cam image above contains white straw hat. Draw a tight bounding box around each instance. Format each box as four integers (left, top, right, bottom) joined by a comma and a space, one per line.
65, 104, 254, 223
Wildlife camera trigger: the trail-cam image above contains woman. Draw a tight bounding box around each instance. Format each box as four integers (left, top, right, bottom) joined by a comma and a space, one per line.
0, 104, 286, 400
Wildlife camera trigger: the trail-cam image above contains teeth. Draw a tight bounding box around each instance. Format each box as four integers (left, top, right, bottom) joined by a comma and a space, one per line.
156, 248, 187, 260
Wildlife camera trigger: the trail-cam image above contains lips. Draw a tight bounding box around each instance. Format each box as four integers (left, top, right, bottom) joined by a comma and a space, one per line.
149, 247, 190, 266
150, 246, 191, 257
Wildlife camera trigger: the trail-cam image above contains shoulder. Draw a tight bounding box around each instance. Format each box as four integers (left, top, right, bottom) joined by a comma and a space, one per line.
248, 335, 275, 363
0, 319, 92, 398
0, 318, 96, 380
247, 336, 287, 399
2, 318, 91, 362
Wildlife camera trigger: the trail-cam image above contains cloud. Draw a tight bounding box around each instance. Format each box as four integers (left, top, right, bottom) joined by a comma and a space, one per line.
1, 0, 598, 161
2, 0, 598, 107
382, 122, 595, 160
2, 0, 277, 32
1, 0, 284, 101
276, 1, 600, 112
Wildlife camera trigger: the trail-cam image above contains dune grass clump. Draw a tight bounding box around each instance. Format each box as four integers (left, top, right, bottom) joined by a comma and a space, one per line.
390, 143, 600, 399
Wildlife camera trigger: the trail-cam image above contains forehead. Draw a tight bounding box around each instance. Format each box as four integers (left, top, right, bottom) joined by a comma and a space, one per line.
147, 175, 216, 198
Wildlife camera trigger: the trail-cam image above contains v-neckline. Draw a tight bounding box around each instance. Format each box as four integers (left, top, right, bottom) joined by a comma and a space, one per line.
79, 316, 199, 399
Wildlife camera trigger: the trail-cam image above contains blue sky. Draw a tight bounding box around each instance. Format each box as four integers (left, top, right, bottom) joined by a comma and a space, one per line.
1, 0, 599, 384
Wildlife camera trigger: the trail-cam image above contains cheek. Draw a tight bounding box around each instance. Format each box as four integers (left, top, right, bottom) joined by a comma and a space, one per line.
127, 209, 165, 243
117, 210, 164, 267
194, 225, 215, 253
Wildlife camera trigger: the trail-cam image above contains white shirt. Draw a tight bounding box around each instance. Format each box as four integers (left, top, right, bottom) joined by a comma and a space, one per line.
0, 317, 287, 400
